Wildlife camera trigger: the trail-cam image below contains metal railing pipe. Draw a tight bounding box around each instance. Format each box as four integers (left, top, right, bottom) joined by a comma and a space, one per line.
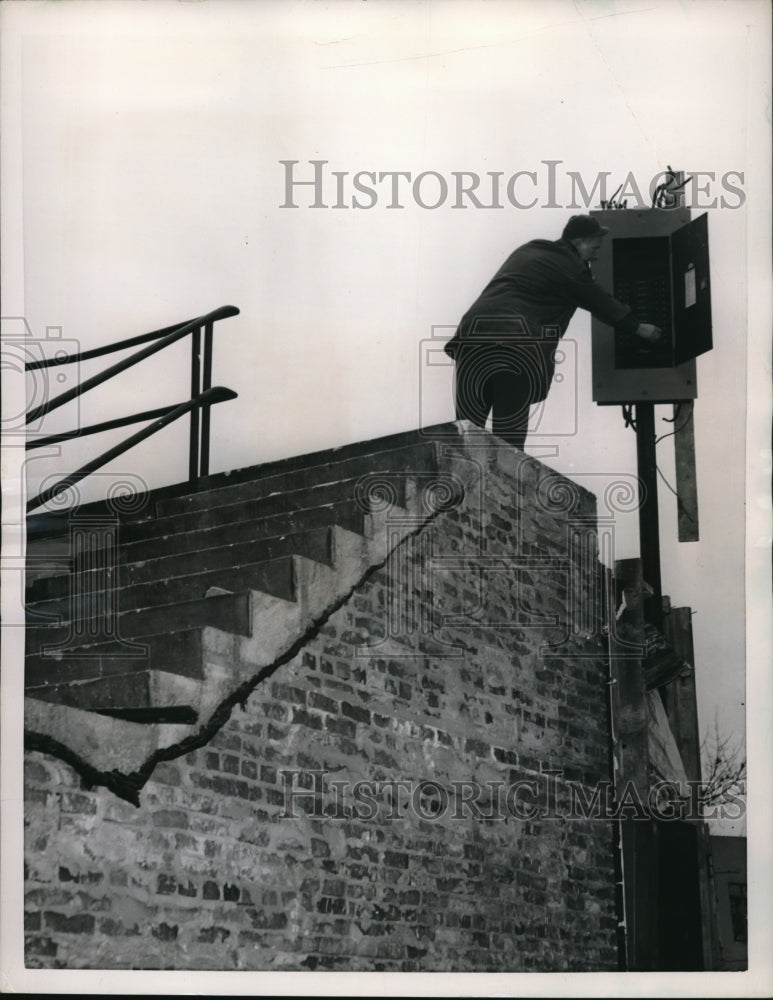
25, 404, 179, 450
25, 304, 239, 371
26, 319, 197, 370
189, 327, 202, 482
200, 320, 214, 477
27, 387, 237, 513
25, 305, 239, 424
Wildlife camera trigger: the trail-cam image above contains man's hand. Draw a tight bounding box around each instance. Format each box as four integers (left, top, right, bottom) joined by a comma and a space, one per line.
635, 323, 662, 342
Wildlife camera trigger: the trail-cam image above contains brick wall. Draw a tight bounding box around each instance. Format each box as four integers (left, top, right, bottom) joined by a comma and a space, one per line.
24, 433, 619, 971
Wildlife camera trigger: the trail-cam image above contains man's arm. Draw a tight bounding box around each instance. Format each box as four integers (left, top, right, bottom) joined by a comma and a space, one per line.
564, 265, 662, 341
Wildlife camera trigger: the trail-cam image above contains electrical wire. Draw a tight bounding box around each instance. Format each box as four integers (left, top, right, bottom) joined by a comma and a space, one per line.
621, 402, 697, 524
651, 165, 692, 208
661, 402, 683, 424
656, 462, 680, 500
656, 462, 696, 525
621, 404, 637, 431
655, 403, 694, 446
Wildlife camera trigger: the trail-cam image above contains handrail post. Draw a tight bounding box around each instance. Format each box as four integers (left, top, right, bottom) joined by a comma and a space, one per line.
189, 326, 201, 482
22, 305, 240, 510
25, 305, 239, 424
200, 320, 214, 477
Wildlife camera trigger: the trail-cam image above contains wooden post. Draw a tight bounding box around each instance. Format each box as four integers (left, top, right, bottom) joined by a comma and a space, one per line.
660, 598, 721, 969
609, 557, 657, 970
672, 401, 700, 542
661, 599, 702, 783
697, 825, 722, 971
609, 559, 650, 794
634, 403, 663, 629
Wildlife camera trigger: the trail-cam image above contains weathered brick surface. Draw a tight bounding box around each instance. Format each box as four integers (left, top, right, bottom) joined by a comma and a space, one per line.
24, 438, 617, 970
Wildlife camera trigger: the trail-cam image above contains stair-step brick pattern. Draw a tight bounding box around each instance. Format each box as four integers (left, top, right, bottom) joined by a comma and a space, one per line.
24, 430, 458, 768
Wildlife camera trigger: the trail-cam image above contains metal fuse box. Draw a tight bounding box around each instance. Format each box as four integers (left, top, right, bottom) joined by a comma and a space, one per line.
590, 208, 712, 404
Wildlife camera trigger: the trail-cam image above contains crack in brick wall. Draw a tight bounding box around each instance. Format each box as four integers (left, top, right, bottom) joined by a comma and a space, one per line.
24, 494, 455, 805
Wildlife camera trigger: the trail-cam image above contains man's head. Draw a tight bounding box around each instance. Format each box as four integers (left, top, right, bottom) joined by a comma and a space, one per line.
562, 214, 609, 263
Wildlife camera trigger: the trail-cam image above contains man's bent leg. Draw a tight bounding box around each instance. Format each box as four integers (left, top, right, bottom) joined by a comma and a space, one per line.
454, 350, 494, 429
489, 370, 531, 450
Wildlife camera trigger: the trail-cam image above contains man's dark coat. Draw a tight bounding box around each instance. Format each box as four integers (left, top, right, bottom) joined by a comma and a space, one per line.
445, 237, 639, 401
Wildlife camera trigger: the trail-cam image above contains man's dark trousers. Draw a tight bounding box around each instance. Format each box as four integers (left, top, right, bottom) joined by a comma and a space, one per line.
453, 343, 536, 451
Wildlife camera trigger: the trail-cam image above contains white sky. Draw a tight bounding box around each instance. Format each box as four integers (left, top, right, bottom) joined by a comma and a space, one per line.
2, 0, 771, 995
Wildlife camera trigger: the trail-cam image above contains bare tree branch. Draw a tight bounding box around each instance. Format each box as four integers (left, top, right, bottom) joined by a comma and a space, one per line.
700, 711, 746, 807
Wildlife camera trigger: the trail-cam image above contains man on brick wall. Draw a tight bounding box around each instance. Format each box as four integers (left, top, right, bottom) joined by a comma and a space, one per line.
444, 214, 662, 450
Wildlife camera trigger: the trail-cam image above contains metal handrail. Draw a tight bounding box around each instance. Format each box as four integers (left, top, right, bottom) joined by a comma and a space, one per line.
25, 305, 240, 513
27, 387, 237, 513
25, 315, 220, 370
25, 305, 239, 424
26, 404, 181, 450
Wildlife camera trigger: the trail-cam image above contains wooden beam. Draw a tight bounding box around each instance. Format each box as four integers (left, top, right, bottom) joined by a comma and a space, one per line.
661, 601, 702, 783
661, 598, 720, 969
697, 825, 722, 971
610, 558, 650, 795
635, 403, 663, 628
673, 401, 700, 542
609, 558, 657, 969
